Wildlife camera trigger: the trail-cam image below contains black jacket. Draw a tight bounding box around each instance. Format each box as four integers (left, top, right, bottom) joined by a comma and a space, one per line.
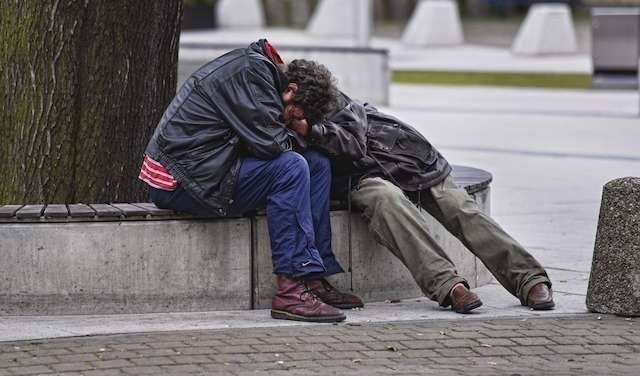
145, 40, 299, 216
308, 92, 451, 193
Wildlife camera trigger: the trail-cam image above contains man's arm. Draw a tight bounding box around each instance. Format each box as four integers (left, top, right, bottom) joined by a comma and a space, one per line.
208, 61, 292, 160
307, 93, 368, 161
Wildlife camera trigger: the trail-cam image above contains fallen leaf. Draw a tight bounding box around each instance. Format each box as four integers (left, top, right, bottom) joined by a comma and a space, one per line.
481, 343, 492, 347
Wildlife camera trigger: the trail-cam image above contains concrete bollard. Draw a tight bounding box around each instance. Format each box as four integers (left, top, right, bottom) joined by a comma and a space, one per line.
216, 0, 265, 29
307, 0, 358, 37
402, 0, 464, 47
512, 4, 577, 55
586, 177, 640, 316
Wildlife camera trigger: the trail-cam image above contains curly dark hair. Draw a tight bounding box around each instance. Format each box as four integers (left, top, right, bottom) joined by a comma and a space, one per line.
285, 59, 338, 125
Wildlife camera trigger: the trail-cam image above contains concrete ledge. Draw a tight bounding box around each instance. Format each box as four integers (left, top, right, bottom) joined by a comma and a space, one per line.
0, 220, 252, 315
0, 167, 491, 316
179, 43, 390, 106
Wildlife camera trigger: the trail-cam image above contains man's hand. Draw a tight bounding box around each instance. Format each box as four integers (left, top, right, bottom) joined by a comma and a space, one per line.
288, 118, 309, 137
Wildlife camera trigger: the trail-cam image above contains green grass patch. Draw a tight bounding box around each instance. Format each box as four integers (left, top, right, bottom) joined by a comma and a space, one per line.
392, 70, 592, 89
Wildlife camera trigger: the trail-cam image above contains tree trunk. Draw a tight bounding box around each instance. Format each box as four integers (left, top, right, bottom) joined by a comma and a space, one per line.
0, 0, 183, 204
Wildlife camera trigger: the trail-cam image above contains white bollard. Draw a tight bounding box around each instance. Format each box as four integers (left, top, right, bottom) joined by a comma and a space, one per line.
402, 0, 464, 47
216, 0, 265, 29
355, 0, 373, 47
512, 4, 578, 55
307, 0, 358, 37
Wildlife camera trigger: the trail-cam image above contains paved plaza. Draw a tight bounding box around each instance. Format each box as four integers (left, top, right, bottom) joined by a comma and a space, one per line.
2, 315, 640, 375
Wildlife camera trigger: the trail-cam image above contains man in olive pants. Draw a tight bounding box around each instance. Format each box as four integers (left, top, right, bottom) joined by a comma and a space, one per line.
304, 92, 554, 313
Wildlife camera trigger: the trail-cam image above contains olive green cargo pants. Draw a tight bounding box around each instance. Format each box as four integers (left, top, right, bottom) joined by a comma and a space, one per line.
350, 175, 551, 306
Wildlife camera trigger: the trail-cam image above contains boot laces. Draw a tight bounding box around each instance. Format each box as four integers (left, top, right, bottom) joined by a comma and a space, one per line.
300, 282, 320, 303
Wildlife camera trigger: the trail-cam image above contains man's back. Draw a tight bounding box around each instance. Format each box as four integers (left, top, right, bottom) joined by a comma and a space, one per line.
144, 41, 291, 212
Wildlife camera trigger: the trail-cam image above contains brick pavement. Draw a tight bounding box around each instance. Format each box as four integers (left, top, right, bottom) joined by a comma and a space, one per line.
1, 314, 639, 375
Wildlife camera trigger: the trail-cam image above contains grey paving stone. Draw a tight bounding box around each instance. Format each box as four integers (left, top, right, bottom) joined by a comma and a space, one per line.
7, 365, 53, 375
511, 336, 556, 346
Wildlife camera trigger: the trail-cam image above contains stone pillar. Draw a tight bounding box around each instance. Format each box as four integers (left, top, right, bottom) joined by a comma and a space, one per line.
586, 177, 640, 316
307, 0, 357, 37
216, 0, 265, 29
511, 4, 577, 55
402, 0, 464, 47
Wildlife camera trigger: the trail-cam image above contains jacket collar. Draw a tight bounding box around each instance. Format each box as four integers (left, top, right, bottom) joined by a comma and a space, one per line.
249, 39, 289, 93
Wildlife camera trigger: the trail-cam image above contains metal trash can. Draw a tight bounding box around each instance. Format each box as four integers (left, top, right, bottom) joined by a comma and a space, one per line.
591, 7, 640, 89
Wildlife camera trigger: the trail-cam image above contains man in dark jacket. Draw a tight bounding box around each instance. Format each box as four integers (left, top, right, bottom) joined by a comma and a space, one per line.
302, 91, 554, 314
140, 40, 362, 323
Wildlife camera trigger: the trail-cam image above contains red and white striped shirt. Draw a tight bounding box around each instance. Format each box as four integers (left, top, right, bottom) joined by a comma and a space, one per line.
138, 155, 178, 191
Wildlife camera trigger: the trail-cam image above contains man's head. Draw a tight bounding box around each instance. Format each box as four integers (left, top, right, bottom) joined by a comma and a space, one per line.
282, 59, 337, 127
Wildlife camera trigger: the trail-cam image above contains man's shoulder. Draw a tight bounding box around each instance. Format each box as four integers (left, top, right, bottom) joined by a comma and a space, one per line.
192, 47, 269, 83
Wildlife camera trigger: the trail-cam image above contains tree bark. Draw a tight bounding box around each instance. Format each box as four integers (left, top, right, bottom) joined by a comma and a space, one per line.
0, 0, 183, 204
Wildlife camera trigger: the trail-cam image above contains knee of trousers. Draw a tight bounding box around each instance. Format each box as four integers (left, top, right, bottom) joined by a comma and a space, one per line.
357, 178, 409, 217
275, 151, 309, 180
303, 149, 331, 174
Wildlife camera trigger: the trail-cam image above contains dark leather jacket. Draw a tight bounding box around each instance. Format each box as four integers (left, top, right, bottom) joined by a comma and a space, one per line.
308, 92, 451, 193
145, 40, 298, 216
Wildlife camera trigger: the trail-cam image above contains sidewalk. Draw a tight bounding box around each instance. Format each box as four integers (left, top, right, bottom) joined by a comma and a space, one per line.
2, 315, 639, 375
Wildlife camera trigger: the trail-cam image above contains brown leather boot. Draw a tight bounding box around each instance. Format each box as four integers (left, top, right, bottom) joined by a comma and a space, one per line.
450, 283, 482, 314
306, 278, 364, 309
271, 275, 346, 323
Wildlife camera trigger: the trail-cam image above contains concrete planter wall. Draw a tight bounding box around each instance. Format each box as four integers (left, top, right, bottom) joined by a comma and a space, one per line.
0, 167, 492, 315
0, 220, 252, 315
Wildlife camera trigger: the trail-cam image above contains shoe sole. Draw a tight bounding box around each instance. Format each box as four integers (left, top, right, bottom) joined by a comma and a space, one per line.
271, 309, 346, 323
331, 303, 365, 310
529, 301, 555, 310
454, 300, 483, 314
